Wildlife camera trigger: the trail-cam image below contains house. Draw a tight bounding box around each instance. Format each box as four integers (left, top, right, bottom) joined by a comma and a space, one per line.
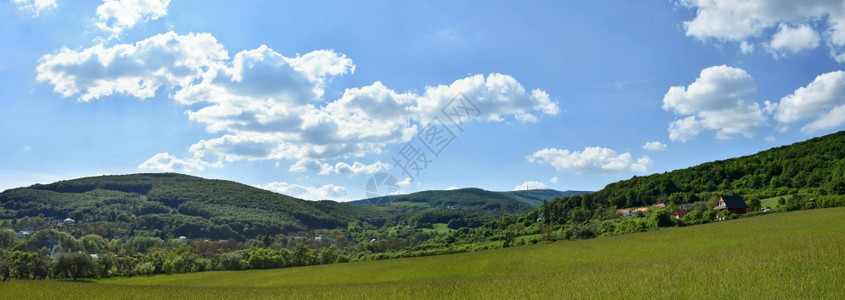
16, 230, 33, 238
673, 209, 691, 219
713, 195, 748, 214
63, 218, 75, 223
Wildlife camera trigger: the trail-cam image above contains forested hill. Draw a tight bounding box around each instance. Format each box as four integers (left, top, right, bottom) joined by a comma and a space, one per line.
349, 188, 589, 212
582, 130, 845, 209
0, 173, 388, 240
0, 173, 582, 241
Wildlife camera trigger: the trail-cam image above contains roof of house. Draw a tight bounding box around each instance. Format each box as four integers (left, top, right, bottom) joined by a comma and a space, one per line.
673, 209, 691, 218
713, 195, 748, 210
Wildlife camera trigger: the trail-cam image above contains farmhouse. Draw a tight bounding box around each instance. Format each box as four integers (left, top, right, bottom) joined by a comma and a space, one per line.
713, 196, 748, 214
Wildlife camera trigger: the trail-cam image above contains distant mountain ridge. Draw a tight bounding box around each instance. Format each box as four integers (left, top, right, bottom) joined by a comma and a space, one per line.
348, 188, 589, 210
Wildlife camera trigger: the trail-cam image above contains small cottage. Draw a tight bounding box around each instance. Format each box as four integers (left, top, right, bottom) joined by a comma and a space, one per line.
713, 195, 748, 214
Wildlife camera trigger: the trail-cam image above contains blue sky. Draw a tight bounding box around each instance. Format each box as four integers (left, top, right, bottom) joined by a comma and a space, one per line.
2, 0, 844, 201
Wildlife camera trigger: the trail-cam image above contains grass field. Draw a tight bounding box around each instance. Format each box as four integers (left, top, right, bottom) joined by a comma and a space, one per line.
760, 195, 792, 209
420, 223, 452, 234
3, 208, 844, 299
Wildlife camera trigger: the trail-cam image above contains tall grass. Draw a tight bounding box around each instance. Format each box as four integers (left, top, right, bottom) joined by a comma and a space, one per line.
3, 208, 843, 299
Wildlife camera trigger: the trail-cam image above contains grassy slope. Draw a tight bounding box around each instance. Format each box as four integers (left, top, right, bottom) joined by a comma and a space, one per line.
4, 207, 844, 299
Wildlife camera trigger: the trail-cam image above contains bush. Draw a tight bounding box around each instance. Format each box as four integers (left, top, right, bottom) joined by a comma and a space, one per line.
218, 252, 248, 270
53, 253, 97, 280
162, 255, 187, 274
245, 248, 285, 269
133, 262, 155, 276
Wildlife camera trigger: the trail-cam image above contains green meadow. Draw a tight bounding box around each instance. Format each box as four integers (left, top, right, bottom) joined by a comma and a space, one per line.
3, 207, 843, 299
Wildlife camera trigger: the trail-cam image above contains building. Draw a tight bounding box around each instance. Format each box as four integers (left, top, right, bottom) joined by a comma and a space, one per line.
713, 195, 748, 214
673, 209, 691, 219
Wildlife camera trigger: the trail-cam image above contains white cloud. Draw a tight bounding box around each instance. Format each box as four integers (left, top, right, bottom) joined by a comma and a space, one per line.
642, 141, 668, 151
740, 40, 754, 54
668, 116, 703, 143
527, 146, 652, 174
288, 159, 389, 176
775, 70, 845, 133
514, 180, 547, 191
445, 186, 459, 190
96, 0, 170, 39
289, 159, 333, 175
259, 181, 348, 201
37, 32, 557, 174
13, 0, 56, 17
662, 65, 766, 141
769, 23, 821, 56
334, 161, 390, 176
410, 74, 559, 123
549, 176, 559, 184
396, 177, 413, 187
137, 152, 218, 172
678, 0, 845, 61
36, 32, 227, 101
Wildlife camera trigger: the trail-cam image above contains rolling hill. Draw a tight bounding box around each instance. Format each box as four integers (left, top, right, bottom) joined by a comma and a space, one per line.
0, 173, 387, 240
349, 188, 588, 212
550, 130, 845, 212
0, 173, 582, 240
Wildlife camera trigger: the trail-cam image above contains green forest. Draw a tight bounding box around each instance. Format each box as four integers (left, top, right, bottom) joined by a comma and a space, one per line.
1, 130, 844, 280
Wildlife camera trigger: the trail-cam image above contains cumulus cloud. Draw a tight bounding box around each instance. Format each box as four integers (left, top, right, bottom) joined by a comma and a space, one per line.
287, 159, 390, 176
662, 65, 766, 142
410, 74, 559, 123
259, 181, 348, 201
643, 141, 668, 151
137, 152, 219, 172
775, 70, 845, 133
527, 146, 652, 174
334, 161, 390, 176
289, 159, 333, 175
514, 180, 547, 191
13, 0, 56, 16
549, 176, 559, 184
396, 177, 413, 187
678, 0, 844, 61
36, 32, 557, 175
96, 0, 170, 39
769, 23, 821, 57
36, 32, 227, 101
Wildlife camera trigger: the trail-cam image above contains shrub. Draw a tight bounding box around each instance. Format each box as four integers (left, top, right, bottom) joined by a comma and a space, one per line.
133, 262, 155, 276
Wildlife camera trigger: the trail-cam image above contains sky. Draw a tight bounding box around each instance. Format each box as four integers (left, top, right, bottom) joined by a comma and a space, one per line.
1, 0, 844, 201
